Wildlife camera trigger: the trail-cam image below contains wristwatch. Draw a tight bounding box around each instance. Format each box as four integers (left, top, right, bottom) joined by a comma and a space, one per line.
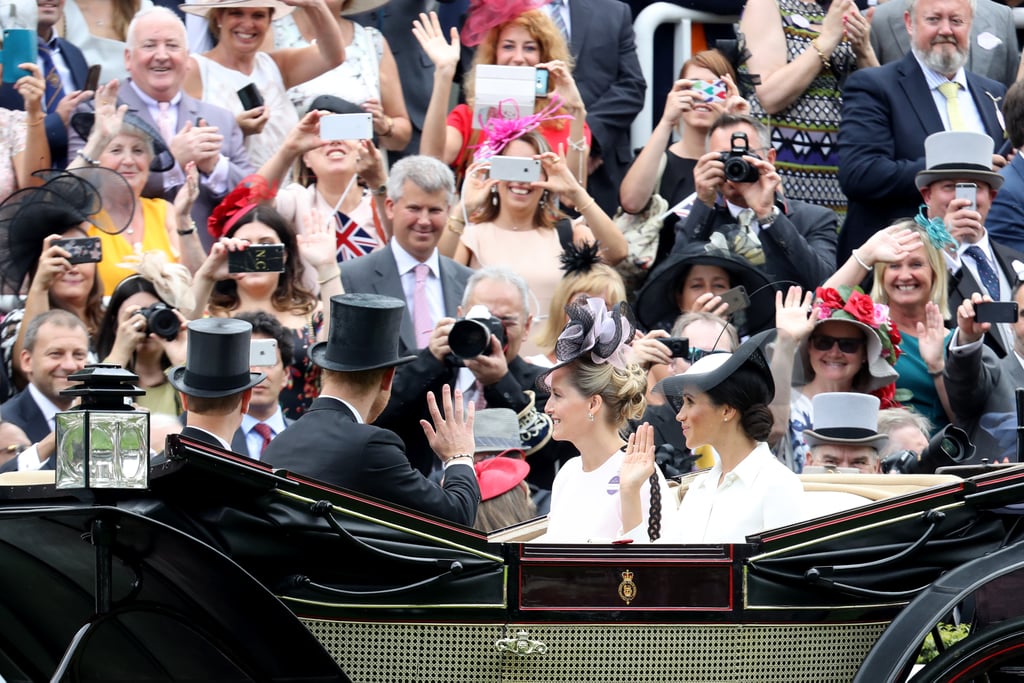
757, 205, 781, 228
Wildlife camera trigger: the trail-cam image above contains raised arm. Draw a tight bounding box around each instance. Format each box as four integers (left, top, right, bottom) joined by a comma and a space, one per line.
411, 11, 464, 164
271, 0, 345, 90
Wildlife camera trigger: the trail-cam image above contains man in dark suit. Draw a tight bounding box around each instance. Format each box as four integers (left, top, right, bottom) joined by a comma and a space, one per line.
68, 6, 253, 251
169, 318, 266, 450
0, 0, 92, 169
264, 294, 480, 526
229, 311, 294, 460
986, 79, 1024, 254
837, 0, 1006, 263
870, 0, 1019, 88
341, 155, 473, 354
945, 289, 1024, 463
0, 309, 89, 471
671, 113, 838, 291
559, 0, 645, 215
915, 130, 1024, 359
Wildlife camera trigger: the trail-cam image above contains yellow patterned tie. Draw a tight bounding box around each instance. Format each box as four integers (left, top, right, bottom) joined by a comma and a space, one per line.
938, 81, 966, 131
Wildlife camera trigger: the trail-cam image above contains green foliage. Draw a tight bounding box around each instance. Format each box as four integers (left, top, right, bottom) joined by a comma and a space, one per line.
917, 623, 971, 664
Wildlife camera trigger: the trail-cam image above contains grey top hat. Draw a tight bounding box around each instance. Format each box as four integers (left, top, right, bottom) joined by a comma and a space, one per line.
473, 408, 523, 454
309, 293, 417, 372
915, 131, 1004, 191
803, 392, 889, 450
169, 318, 266, 398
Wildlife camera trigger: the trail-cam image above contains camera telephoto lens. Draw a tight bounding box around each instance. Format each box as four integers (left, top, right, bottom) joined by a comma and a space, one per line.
140, 303, 180, 341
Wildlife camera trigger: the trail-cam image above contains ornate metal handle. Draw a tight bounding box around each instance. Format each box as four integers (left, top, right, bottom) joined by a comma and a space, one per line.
495, 629, 547, 657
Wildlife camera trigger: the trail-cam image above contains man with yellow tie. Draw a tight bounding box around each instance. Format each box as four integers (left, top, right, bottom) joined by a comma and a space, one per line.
837, 0, 1006, 265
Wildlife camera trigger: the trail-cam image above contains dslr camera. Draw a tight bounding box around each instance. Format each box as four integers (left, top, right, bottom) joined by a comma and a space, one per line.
448, 305, 507, 360
719, 132, 761, 183
880, 424, 975, 475
138, 303, 180, 341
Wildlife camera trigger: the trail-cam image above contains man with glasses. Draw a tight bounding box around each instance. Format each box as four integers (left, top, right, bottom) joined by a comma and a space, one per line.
671, 113, 839, 292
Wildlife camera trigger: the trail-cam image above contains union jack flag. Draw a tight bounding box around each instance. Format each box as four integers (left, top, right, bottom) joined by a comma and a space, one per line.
333, 210, 382, 261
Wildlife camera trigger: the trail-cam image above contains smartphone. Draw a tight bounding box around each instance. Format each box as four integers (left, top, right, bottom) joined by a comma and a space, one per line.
249, 338, 279, 367
83, 64, 101, 92
690, 79, 728, 104
53, 237, 102, 264
974, 301, 1019, 324
228, 244, 286, 273
489, 156, 541, 182
660, 337, 689, 359
2, 28, 36, 83
719, 285, 750, 315
956, 182, 977, 212
320, 113, 373, 141
236, 83, 264, 111
535, 67, 549, 97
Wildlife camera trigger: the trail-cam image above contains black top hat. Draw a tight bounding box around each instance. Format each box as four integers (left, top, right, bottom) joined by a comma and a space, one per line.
655, 329, 776, 412
309, 293, 418, 372
0, 168, 135, 291
70, 111, 175, 173
169, 318, 266, 398
633, 243, 775, 335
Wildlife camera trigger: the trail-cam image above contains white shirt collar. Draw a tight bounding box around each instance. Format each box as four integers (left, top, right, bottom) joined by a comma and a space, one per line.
914, 53, 968, 91
242, 407, 287, 434
129, 79, 183, 107
27, 383, 61, 432
390, 239, 440, 278
187, 425, 231, 450
318, 394, 365, 423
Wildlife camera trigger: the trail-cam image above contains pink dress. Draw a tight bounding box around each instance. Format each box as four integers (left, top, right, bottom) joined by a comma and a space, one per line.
0, 108, 27, 204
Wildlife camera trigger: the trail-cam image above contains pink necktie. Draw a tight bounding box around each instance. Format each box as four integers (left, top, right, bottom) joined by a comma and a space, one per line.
157, 101, 175, 144
252, 422, 273, 457
413, 263, 433, 348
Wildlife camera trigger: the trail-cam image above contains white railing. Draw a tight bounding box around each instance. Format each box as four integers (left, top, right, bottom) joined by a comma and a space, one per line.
631, 3, 739, 153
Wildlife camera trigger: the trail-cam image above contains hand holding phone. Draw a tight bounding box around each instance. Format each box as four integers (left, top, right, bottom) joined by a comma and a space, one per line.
488, 156, 541, 182
690, 79, 728, 104
84, 65, 101, 92
973, 301, 1018, 324
955, 182, 977, 212
53, 237, 102, 264
227, 244, 286, 273
718, 285, 750, 315
320, 113, 373, 140
237, 83, 264, 111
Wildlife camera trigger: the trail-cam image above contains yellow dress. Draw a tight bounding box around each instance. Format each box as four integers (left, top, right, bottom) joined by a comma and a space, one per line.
89, 197, 177, 295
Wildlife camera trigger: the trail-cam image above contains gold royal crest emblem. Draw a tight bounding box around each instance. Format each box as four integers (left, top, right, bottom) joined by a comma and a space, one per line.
618, 570, 636, 605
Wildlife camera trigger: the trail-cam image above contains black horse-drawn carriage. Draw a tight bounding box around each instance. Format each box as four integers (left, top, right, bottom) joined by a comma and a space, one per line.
3, 434, 1024, 682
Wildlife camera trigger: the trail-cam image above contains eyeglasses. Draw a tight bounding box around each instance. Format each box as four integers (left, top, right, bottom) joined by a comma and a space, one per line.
810, 335, 865, 354
688, 348, 713, 363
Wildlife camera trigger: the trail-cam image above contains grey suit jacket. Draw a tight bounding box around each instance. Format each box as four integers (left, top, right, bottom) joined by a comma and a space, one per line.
869, 0, 1019, 87
340, 243, 473, 353
68, 80, 255, 251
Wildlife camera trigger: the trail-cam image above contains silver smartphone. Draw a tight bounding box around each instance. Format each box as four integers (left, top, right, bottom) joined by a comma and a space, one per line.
489, 156, 541, 182
249, 338, 278, 367
320, 113, 373, 140
956, 182, 977, 212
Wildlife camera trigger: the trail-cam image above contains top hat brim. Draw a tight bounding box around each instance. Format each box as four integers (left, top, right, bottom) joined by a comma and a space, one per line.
633, 248, 775, 334
179, 0, 296, 19
70, 111, 175, 173
803, 428, 889, 452
308, 340, 417, 372
655, 329, 776, 411
915, 168, 1005, 191
168, 367, 266, 398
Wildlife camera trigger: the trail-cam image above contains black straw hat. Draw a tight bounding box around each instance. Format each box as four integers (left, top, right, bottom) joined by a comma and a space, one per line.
309, 293, 418, 372
169, 318, 266, 398
655, 329, 776, 411
70, 110, 175, 173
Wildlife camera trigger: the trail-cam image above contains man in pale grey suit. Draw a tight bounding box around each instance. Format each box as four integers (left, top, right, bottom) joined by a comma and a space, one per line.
870, 0, 1019, 87
340, 155, 472, 356
945, 286, 1024, 464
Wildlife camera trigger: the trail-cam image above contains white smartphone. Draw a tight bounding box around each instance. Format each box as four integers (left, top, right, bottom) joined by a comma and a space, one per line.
956, 182, 977, 212
249, 338, 279, 367
320, 113, 373, 140
489, 156, 541, 182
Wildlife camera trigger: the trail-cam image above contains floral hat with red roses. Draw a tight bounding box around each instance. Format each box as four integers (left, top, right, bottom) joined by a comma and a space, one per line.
797, 285, 901, 399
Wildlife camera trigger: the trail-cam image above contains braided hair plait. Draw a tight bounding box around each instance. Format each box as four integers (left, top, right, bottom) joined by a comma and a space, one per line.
646, 471, 662, 541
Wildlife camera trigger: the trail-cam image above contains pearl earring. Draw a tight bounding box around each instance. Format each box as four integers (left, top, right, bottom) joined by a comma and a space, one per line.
587, 412, 594, 422
539, 190, 548, 208
490, 185, 498, 206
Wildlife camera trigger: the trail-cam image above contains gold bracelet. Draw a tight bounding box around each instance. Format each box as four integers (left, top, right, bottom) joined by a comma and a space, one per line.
447, 215, 465, 235
26, 117, 44, 127
317, 269, 341, 285
575, 197, 597, 213
380, 116, 394, 137
810, 39, 831, 70
445, 453, 474, 466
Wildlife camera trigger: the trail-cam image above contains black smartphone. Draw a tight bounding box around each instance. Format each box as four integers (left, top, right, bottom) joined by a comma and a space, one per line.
53, 237, 102, 264
974, 301, 1019, 324
237, 83, 264, 110
660, 337, 689, 359
84, 64, 101, 92
228, 244, 285, 273
719, 285, 751, 315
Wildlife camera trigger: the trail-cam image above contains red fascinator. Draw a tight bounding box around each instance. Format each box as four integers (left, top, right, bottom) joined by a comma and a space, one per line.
474, 456, 530, 501
208, 175, 278, 240
461, 0, 549, 47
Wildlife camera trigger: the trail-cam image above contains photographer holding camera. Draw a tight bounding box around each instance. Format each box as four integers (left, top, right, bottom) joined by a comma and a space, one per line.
377, 267, 564, 504
672, 113, 838, 292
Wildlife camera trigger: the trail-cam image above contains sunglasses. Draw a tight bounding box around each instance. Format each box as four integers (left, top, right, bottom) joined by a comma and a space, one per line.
810, 335, 865, 354
688, 348, 714, 363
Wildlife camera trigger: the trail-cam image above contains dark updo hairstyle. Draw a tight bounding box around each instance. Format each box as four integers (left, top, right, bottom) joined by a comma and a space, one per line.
705, 364, 774, 442
208, 204, 317, 316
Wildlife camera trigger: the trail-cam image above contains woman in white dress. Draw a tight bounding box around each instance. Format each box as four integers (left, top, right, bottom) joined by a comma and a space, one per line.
180, 0, 343, 171
64, 0, 153, 83
540, 296, 672, 543
620, 330, 805, 543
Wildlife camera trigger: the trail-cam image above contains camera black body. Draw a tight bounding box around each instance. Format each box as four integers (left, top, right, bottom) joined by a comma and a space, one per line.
880, 424, 975, 474
719, 132, 760, 183
139, 303, 179, 341
448, 306, 507, 360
